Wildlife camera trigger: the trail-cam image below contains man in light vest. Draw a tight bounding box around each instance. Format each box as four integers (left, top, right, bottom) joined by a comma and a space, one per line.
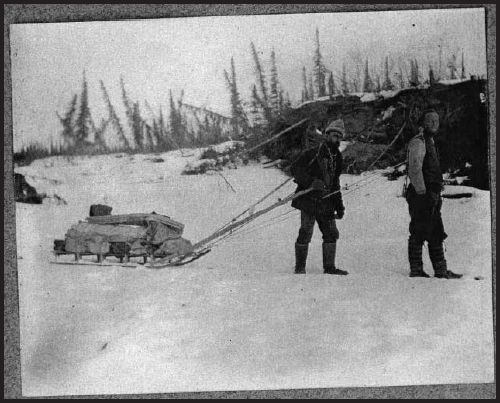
406, 109, 462, 279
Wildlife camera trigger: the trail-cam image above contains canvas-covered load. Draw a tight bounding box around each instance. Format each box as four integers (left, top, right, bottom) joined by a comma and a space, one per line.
64, 222, 148, 254
86, 213, 184, 232
65, 222, 148, 243
63, 213, 193, 257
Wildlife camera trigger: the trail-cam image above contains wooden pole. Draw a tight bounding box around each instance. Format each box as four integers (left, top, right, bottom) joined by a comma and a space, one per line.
148, 188, 313, 268
191, 188, 312, 250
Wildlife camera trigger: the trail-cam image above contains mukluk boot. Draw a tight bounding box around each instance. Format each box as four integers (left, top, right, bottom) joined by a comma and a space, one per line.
294, 243, 308, 274
323, 242, 348, 275
428, 242, 462, 279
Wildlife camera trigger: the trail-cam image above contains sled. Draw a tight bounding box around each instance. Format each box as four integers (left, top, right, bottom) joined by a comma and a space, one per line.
52, 211, 194, 269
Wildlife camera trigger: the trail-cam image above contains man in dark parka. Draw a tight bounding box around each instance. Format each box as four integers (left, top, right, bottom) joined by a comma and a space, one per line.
406, 109, 462, 279
290, 119, 348, 275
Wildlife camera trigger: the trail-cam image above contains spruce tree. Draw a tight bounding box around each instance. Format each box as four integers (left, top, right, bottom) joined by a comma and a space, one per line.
351, 78, 359, 93
100, 80, 130, 150
278, 89, 284, 113
313, 28, 327, 97
363, 59, 374, 92
269, 48, 280, 113
409, 59, 420, 86
92, 116, 107, 152
302, 66, 309, 101
169, 90, 184, 149
120, 76, 132, 115
56, 94, 78, 151
429, 64, 437, 86
382, 57, 395, 90
308, 74, 314, 100
460, 53, 466, 79
414, 59, 420, 85
75, 70, 93, 147
158, 106, 174, 151
284, 92, 292, 109
131, 102, 144, 150
250, 42, 272, 124
250, 84, 265, 129
224, 57, 248, 139
341, 63, 349, 95
449, 54, 457, 79
398, 64, 405, 89
143, 101, 160, 151
151, 117, 161, 149
121, 77, 144, 150
375, 75, 381, 92
328, 72, 336, 96
143, 122, 154, 151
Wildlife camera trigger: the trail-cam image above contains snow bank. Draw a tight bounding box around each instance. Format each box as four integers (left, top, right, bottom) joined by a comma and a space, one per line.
360, 92, 377, 102
439, 78, 471, 85
379, 89, 402, 99
210, 140, 245, 154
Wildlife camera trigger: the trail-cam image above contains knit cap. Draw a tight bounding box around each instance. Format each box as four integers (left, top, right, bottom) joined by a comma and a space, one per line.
325, 119, 346, 139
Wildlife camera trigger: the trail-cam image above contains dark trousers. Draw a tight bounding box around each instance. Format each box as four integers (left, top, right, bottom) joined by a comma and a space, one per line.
406, 185, 448, 272
296, 211, 339, 244
406, 185, 447, 245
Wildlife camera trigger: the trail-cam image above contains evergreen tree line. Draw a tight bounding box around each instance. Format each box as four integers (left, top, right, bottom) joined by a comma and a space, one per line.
300, 29, 471, 101
223, 43, 294, 147
49, 72, 233, 157
224, 28, 475, 145
17, 27, 477, 164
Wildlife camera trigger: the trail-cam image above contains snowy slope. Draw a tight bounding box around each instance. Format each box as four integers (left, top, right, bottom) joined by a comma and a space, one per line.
15, 149, 494, 396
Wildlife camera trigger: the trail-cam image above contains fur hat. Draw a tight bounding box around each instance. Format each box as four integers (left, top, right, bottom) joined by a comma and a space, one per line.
325, 119, 346, 139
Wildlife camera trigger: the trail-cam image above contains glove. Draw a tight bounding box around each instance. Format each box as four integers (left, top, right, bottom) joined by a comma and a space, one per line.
310, 179, 326, 191
335, 199, 345, 219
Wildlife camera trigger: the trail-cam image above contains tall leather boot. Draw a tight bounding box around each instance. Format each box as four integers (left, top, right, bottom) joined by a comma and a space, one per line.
323, 242, 348, 275
408, 236, 429, 277
428, 242, 463, 279
294, 243, 308, 274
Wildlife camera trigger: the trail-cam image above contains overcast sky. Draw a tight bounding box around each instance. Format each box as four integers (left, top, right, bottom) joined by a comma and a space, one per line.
10, 7, 487, 151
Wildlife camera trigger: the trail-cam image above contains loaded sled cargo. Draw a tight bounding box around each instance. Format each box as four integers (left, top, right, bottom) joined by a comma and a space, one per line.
52, 205, 195, 267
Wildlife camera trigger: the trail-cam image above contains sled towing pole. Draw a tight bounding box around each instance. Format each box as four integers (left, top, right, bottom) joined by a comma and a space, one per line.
146, 188, 314, 268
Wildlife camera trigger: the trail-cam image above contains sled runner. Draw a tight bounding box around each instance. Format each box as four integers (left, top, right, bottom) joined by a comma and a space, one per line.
49, 258, 137, 268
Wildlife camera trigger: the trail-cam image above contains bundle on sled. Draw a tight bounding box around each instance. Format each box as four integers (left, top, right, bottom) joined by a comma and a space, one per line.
52, 204, 201, 268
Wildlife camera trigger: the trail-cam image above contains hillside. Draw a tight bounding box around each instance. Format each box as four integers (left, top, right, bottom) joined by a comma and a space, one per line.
266, 79, 489, 189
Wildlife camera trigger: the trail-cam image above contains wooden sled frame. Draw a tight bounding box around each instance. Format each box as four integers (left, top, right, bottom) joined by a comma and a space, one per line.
52, 241, 209, 268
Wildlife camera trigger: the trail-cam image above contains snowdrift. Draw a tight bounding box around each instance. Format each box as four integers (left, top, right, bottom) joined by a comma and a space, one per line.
14, 147, 494, 396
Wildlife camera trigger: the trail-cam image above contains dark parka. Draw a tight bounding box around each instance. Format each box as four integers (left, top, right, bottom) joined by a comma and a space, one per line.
290, 143, 344, 219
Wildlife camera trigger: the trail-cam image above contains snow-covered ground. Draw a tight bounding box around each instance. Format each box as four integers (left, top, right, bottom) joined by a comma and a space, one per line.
15, 147, 494, 396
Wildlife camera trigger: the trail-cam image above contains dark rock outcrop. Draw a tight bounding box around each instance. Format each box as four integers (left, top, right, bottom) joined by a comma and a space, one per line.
14, 173, 43, 204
